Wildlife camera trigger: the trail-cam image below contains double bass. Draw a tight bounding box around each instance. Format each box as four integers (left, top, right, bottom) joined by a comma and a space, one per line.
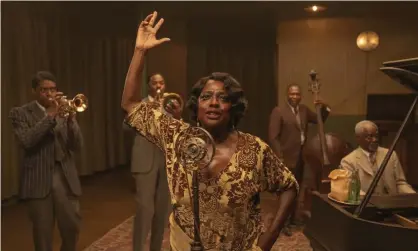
301, 70, 353, 215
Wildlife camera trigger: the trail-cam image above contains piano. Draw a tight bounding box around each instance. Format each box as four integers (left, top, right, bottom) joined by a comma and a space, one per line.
304, 57, 418, 251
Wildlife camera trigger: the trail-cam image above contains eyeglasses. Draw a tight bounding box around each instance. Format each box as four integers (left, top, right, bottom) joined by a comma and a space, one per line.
199, 92, 230, 102
40, 87, 57, 93
365, 134, 379, 141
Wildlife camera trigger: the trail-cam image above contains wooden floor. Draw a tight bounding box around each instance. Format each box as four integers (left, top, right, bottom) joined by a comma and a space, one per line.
1, 166, 137, 251
1, 166, 284, 251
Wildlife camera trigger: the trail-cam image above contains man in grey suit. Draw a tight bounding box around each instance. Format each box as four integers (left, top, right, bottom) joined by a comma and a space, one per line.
9, 71, 84, 251
123, 73, 182, 251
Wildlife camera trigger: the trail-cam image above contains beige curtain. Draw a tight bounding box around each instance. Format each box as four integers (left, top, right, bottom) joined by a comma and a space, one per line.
1, 2, 136, 200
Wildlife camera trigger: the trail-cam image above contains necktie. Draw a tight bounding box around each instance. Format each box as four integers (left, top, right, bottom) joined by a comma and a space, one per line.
40, 106, 65, 162
294, 107, 305, 145
369, 152, 376, 165
294, 108, 301, 128
53, 118, 65, 162
369, 152, 388, 194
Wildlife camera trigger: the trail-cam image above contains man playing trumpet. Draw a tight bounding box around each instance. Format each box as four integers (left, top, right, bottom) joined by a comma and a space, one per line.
9, 71, 84, 251
123, 72, 183, 251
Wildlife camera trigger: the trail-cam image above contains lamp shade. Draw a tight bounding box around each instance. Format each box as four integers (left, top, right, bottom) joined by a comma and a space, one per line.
356, 31, 379, 51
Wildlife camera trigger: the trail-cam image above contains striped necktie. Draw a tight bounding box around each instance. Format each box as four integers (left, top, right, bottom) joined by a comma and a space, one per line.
369, 152, 376, 165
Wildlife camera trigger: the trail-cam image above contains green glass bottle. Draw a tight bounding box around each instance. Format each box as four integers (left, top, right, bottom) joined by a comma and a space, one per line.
348, 168, 361, 203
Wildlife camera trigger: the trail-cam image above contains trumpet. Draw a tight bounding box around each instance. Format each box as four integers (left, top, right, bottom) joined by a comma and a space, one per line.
155, 89, 184, 113
55, 94, 89, 118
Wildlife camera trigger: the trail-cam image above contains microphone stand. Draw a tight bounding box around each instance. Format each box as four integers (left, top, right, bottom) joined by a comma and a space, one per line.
174, 126, 214, 251
190, 170, 204, 251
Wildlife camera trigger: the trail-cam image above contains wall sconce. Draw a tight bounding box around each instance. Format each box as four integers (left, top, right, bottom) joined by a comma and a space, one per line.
356, 31, 380, 52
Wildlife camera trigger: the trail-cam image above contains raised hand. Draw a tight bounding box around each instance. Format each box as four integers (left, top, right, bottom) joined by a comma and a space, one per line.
136, 11, 171, 50
67, 110, 77, 123
46, 98, 59, 117
314, 98, 327, 107
52, 92, 64, 103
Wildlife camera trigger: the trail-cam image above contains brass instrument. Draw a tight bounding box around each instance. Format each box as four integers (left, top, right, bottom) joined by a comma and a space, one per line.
156, 89, 184, 113
56, 94, 88, 118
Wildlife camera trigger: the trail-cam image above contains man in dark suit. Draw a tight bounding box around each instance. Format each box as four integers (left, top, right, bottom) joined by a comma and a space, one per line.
268, 83, 330, 235
123, 73, 182, 251
9, 71, 84, 251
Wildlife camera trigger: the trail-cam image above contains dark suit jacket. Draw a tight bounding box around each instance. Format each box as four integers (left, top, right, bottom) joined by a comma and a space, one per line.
123, 97, 165, 174
268, 103, 329, 169
9, 101, 83, 199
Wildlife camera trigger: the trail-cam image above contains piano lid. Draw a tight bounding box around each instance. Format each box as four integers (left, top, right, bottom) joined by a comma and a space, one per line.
380, 57, 418, 92
355, 57, 418, 217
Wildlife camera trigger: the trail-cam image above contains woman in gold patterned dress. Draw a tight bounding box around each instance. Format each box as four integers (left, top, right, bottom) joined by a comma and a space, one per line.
121, 12, 299, 251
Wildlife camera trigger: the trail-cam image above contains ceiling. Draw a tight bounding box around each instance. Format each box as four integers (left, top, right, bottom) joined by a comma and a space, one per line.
139, 1, 418, 21
7, 1, 418, 23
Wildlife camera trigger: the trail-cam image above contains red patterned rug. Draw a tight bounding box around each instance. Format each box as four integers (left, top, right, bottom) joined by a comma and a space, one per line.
84, 215, 313, 251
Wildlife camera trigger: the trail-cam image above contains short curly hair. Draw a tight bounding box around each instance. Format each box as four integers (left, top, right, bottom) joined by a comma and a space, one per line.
32, 71, 56, 89
186, 72, 248, 130
286, 83, 302, 92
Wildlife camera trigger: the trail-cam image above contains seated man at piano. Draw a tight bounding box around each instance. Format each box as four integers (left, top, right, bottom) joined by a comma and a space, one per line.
340, 120, 416, 195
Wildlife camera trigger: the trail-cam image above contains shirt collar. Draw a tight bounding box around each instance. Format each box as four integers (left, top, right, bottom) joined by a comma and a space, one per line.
288, 102, 299, 113
361, 148, 377, 158
361, 148, 370, 157
35, 101, 46, 113
148, 95, 155, 102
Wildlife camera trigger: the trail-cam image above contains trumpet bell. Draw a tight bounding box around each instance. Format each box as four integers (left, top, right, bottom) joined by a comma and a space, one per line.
71, 94, 88, 112
162, 92, 184, 111
57, 93, 88, 117
154, 90, 184, 115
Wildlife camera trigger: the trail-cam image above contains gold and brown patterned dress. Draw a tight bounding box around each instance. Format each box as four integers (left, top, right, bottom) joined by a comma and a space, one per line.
125, 102, 298, 251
